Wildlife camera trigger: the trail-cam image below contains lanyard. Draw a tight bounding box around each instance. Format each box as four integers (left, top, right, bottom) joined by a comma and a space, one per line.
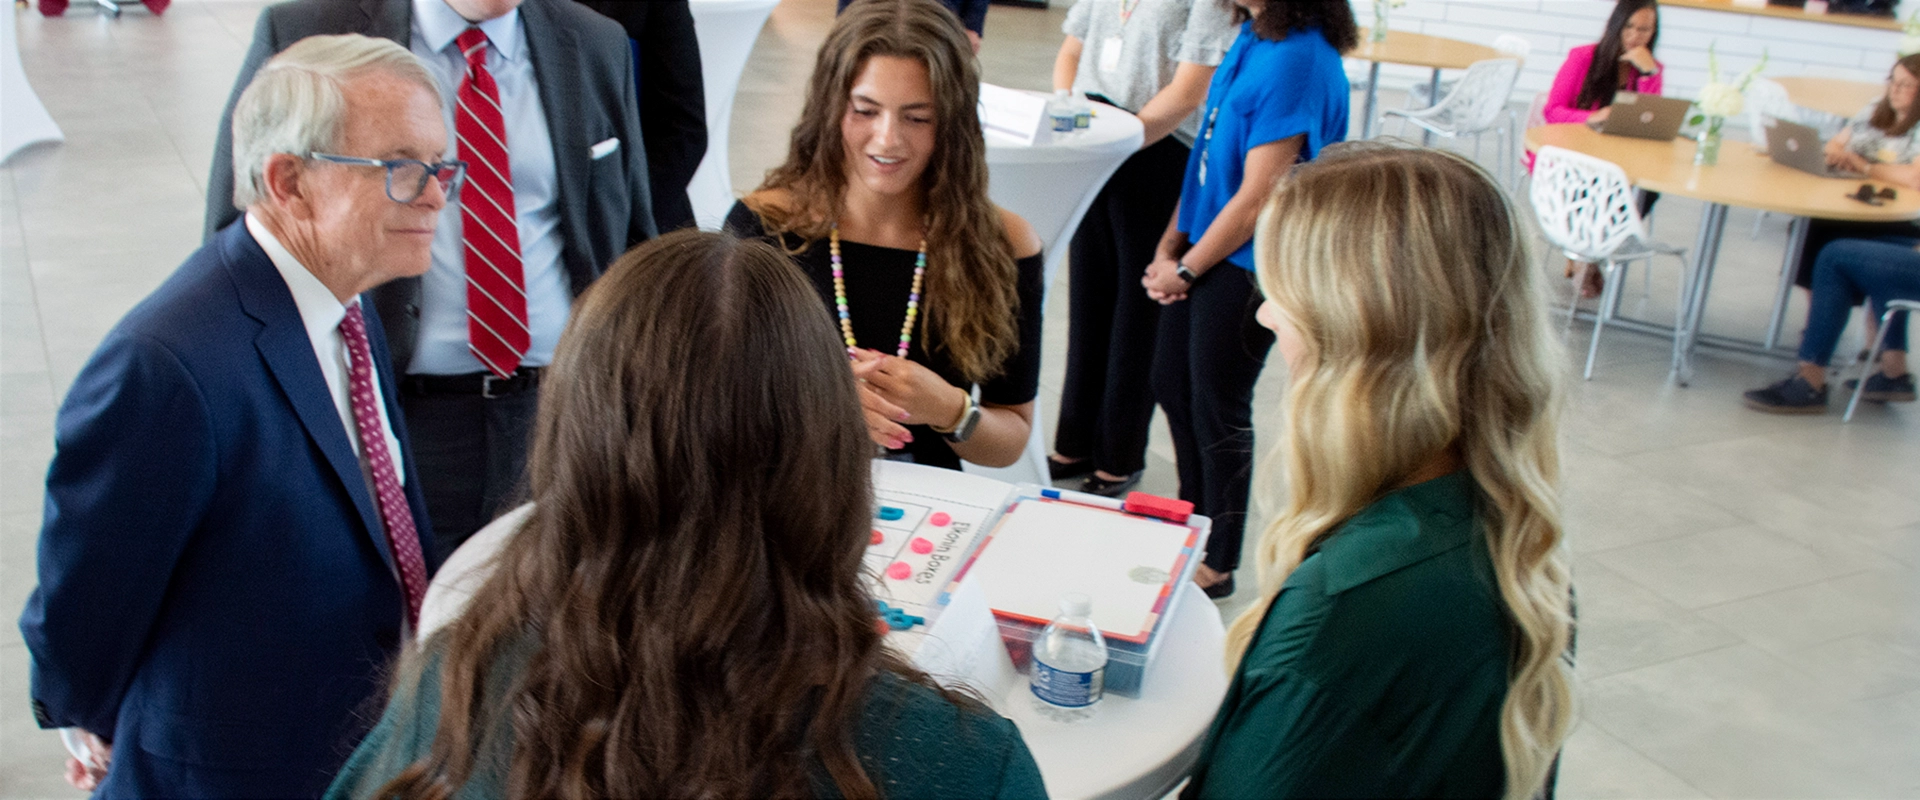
1117, 0, 1144, 25
1197, 105, 1220, 185
1196, 38, 1250, 186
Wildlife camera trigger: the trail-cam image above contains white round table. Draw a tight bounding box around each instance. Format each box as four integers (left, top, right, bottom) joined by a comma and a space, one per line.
984, 96, 1144, 294
967, 94, 1143, 488
686, 0, 780, 231
990, 582, 1228, 800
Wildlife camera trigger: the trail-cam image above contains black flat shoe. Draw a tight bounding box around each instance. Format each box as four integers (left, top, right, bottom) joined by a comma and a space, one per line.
1080, 471, 1142, 498
1048, 457, 1096, 482
1201, 575, 1236, 600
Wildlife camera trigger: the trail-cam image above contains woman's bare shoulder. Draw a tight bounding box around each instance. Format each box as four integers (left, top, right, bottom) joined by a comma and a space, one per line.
997, 207, 1043, 259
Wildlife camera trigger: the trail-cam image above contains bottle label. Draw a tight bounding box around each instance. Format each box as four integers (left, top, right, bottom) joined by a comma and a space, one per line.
1030, 657, 1103, 708
1051, 114, 1076, 133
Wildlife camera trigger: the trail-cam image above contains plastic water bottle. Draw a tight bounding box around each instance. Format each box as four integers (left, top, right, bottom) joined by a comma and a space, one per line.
1029, 593, 1106, 722
1072, 93, 1092, 131
1048, 89, 1077, 137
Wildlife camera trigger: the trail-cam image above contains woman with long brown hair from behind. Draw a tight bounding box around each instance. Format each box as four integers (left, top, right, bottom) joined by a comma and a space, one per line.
1182, 145, 1575, 798
322, 230, 1046, 799
726, 0, 1045, 472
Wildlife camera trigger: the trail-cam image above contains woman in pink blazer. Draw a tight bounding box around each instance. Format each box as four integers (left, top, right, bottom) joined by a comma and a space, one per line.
1544, 0, 1662, 296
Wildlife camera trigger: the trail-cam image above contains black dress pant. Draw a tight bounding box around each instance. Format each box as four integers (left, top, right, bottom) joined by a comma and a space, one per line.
1152, 266, 1274, 574
1054, 136, 1191, 476
400, 381, 540, 567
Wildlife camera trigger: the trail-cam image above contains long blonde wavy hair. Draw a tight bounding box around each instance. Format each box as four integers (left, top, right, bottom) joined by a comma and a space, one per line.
1226, 144, 1575, 800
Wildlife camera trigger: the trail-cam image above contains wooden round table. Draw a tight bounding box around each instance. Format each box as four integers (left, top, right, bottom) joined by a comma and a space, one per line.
1525, 123, 1920, 381
1773, 76, 1882, 121
1349, 29, 1500, 140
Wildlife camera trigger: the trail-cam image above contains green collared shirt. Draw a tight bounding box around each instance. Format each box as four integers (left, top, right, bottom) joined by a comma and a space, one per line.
1183, 471, 1513, 799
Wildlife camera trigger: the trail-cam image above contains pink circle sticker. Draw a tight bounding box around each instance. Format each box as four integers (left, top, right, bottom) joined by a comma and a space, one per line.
910, 537, 934, 554
929, 512, 951, 527
870, 529, 885, 545
887, 562, 912, 580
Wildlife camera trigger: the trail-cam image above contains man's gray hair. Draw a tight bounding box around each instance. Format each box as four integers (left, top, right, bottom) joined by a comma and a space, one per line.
230, 34, 443, 209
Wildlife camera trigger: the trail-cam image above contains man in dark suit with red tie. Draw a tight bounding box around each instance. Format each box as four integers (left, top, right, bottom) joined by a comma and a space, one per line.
21, 35, 443, 796
205, 0, 657, 559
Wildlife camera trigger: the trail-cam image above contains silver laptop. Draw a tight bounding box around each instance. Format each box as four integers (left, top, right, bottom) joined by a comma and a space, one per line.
1588, 92, 1692, 140
1765, 117, 1865, 179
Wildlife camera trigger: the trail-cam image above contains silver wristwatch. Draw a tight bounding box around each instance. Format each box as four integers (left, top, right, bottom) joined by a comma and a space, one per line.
1175, 262, 1198, 284
943, 394, 983, 443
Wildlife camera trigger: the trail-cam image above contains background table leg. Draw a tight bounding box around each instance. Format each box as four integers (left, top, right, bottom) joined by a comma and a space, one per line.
1672, 203, 1730, 385
1763, 216, 1809, 351
1360, 62, 1383, 139
1422, 68, 1441, 146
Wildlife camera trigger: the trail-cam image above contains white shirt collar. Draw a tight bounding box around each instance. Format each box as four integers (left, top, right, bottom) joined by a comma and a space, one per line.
246, 213, 352, 340
413, 0, 523, 62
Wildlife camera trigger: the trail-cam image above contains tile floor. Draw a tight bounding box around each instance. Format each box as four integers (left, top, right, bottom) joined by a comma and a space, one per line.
1, 0, 1915, 797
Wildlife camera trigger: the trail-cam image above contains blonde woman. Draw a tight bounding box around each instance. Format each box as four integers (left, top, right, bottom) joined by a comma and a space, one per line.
1181, 145, 1575, 799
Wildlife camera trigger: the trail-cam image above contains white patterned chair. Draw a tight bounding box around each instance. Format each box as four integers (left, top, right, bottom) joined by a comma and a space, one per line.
1846, 299, 1920, 421
1383, 58, 1523, 186
1530, 146, 1691, 380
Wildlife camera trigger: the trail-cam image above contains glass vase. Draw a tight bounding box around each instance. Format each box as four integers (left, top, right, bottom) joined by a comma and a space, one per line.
1694, 116, 1724, 167
1371, 2, 1388, 42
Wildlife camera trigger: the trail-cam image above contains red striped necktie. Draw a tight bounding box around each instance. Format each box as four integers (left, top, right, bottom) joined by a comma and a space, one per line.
454, 27, 527, 379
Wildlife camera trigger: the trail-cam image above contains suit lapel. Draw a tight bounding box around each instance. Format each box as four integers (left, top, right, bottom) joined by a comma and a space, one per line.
223, 226, 398, 572
521, 0, 589, 274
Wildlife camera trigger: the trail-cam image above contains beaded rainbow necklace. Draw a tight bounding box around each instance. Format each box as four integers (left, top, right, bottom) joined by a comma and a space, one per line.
829, 224, 927, 359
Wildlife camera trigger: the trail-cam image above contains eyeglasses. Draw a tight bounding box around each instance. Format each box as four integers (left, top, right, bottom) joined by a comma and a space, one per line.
308, 153, 468, 204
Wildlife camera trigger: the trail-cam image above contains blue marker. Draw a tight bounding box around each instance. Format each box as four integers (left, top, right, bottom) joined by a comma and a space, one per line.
877, 506, 905, 521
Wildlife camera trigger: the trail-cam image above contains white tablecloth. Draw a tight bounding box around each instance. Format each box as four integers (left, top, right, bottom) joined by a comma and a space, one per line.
687, 0, 779, 230
992, 581, 1228, 800
2, 9, 63, 164
984, 98, 1144, 293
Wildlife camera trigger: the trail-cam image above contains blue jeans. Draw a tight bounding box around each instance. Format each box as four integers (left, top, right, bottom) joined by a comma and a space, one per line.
1797, 238, 1920, 367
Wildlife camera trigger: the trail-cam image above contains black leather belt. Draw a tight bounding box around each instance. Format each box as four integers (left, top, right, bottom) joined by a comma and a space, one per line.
401, 367, 543, 399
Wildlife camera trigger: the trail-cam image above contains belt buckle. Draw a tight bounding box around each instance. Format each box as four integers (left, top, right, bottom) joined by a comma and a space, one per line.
481, 372, 505, 399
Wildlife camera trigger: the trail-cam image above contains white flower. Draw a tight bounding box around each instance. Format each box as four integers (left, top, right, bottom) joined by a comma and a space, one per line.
1698, 82, 1745, 118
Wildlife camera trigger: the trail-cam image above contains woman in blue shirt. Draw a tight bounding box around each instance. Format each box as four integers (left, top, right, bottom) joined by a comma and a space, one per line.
1141, 0, 1355, 599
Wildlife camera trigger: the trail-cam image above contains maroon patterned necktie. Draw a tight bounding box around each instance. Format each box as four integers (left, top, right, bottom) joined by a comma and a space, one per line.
339, 303, 429, 628
454, 26, 527, 379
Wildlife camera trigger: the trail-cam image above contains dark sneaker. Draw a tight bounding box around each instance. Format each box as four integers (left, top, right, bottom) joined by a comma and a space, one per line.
1842, 371, 1917, 403
1202, 574, 1236, 600
1048, 457, 1095, 482
1743, 374, 1829, 414
1080, 471, 1142, 498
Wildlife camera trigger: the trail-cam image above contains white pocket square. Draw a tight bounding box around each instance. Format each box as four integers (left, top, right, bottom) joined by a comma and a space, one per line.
590, 138, 620, 160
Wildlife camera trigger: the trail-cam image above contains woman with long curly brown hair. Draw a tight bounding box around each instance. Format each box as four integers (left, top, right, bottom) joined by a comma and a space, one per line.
726, 0, 1044, 471
322, 230, 1045, 799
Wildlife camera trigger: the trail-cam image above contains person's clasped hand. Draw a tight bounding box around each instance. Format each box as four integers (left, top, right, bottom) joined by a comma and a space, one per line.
63, 729, 111, 791
1142, 256, 1190, 305
1620, 45, 1658, 74
850, 349, 966, 449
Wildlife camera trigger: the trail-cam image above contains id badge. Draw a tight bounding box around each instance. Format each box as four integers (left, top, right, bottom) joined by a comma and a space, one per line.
1098, 36, 1124, 74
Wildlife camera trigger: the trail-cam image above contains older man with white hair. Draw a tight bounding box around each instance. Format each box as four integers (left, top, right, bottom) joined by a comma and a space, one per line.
19, 34, 450, 798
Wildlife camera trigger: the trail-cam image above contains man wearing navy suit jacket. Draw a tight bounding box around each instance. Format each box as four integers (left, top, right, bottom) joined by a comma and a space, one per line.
205, 0, 658, 558
21, 36, 448, 797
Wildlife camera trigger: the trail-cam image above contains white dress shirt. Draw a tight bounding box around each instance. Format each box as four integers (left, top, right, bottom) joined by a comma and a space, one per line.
246, 214, 406, 490
407, 0, 570, 376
